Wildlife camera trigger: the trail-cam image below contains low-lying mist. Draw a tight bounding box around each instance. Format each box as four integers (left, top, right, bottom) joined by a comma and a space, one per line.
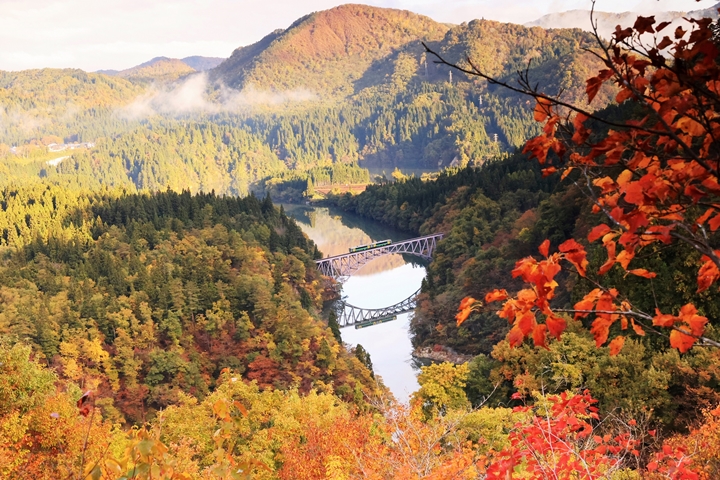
117, 72, 317, 119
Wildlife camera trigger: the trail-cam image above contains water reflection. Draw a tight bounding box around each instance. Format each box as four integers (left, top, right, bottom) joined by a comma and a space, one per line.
286, 205, 417, 275
341, 264, 426, 403
284, 204, 426, 403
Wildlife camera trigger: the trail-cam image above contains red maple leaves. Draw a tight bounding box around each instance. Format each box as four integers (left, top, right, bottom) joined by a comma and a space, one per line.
479, 234, 712, 354
479, 390, 700, 479
455, 296, 478, 326
459, 13, 720, 355
77, 390, 92, 417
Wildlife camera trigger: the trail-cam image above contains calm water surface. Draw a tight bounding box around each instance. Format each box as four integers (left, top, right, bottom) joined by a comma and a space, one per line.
285, 205, 426, 403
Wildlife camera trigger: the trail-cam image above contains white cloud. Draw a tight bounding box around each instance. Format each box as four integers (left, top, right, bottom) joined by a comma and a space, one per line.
117, 72, 317, 119
0, 0, 716, 71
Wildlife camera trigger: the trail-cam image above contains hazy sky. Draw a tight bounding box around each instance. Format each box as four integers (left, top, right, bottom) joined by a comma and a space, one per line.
0, 0, 715, 72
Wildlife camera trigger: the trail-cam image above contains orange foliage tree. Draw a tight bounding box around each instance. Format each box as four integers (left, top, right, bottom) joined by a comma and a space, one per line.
666, 405, 720, 479
435, 2, 720, 355
0, 343, 115, 480
276, 389, 699, 479
278, 415, 381, 480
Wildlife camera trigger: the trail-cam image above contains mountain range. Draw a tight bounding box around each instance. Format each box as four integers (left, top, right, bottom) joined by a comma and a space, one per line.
525, 2, 720, 40
2, 1, 715, 189
86, 2, 720, 95
156, 3, 610, 103
82, 2, 720, 91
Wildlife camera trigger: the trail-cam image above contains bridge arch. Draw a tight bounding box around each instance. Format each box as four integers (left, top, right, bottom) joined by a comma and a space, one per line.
335, 288, 419, 328
315, 233, 443, 283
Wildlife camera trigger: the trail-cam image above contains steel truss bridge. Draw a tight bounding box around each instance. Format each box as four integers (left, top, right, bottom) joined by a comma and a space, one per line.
315, 233, 443, 283
335, 288, 420, 328
315, 233, 443, 328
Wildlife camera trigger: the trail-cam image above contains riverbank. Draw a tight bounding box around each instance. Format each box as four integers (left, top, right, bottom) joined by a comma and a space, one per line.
412, 346, 473, 365
313, 183, 368, 195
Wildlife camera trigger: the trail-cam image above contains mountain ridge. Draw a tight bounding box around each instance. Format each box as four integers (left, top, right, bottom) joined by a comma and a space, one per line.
525, 2, 720, 39
0, 3, 615, 152
98, 55, 225, 83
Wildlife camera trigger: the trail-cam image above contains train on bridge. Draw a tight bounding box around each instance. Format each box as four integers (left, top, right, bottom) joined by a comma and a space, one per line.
317, 233, 443, 283
348, 239, 392, 253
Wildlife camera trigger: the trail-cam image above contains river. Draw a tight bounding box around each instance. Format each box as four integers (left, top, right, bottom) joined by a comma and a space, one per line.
284, 204, 427, 403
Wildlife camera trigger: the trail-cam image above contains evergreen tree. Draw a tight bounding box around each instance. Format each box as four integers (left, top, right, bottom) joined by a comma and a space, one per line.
354, 344, 374, 378
328, 310, 342, 343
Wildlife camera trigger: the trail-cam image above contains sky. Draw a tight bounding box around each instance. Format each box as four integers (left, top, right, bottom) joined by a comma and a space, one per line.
0, 0, 716, 72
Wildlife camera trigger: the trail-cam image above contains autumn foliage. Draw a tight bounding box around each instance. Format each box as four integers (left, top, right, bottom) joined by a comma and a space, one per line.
4, 4, 720, 479
459, 9, 720, 356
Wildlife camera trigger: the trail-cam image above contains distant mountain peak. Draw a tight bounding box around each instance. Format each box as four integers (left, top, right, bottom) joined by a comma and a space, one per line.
210, 3, 449, 95
135, 56, 172, 69
525, 2, 719, 38
98, 56, 225, 82
114, 57, 195, 83
180, 56, 224, 72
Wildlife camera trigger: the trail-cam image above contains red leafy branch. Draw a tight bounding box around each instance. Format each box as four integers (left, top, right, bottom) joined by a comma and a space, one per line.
479, 390, 699, 479
474, 238, 720, 354
453, 4, 720, 355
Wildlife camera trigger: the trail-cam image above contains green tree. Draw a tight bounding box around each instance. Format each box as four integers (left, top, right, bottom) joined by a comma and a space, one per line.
328, 310, 342, 343
354, 344, 374, 378
412, 362, 469, 417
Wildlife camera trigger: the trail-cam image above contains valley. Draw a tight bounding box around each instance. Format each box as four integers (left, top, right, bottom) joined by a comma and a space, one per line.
1, 1, 720, 478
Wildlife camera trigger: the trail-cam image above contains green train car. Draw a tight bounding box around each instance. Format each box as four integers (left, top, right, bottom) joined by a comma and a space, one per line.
349, 239, 392, 253
355, 315, 398, 329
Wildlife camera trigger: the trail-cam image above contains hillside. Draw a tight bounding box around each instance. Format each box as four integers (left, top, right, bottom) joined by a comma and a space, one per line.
219, 18, 612, 176
0, 186, 378, 424
0, 13, 615, 191
430, 19, 614, 109
211, 3, 450, 95
331, 148, 720, 430
180, 55, 225, 71
0, 4, 614, 180
0, 69, 144, 145
100, 56, 226, 83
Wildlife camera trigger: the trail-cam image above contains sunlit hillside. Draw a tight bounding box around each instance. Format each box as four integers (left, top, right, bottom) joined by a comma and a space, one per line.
211, 3, 449, 95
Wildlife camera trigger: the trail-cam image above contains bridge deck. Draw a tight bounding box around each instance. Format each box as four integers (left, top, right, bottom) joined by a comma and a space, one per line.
315, 233, 443, 281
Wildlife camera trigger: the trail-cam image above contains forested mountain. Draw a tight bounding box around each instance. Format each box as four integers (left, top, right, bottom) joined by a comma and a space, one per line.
0, 3, 618, 196
0, 69, 143, 145
209, 4, 613, 106
0, 187, 376, 425
178, 56, 225, 71
0, 6, 615, 200
430, 20, 615, 110
113, 57, 197, 83
98, 56, 226, 83
332, 150, 720, 431
210, 4, 449, 95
